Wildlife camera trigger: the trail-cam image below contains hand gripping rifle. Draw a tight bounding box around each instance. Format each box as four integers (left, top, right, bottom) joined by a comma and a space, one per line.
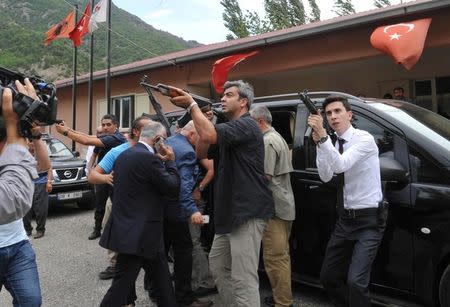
140, 75, 172, 136
299, 90, 319, 137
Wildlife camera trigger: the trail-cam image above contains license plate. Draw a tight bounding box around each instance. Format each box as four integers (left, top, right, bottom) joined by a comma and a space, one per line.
58, 191, 82, 200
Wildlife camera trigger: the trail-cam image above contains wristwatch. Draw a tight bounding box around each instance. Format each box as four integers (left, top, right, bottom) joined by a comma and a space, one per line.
63, 130, 69, 136
199, 184, 205, 192
317, 135, 329, 144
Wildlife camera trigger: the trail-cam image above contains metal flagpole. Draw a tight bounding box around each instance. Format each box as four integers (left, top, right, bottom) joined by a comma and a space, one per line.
106, 0, 112, 114
71, 3, 78, 151
88, 0, 95, 135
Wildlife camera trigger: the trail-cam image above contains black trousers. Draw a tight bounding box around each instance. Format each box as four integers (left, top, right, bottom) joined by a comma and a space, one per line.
100, 248, 176, 307
320, 213, 385, 307
148, 219, 195, 305
93, 184, 111, 230
23, 183, 48, 233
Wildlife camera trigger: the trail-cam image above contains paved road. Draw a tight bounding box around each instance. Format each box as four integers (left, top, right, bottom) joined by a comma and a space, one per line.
0, 205, 332, 307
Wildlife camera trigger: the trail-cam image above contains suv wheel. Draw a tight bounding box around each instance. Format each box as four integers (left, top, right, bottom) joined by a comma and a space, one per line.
439, 264, 450, 307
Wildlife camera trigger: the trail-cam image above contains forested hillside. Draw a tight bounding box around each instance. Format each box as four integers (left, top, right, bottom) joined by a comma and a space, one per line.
0, 0, 200, 81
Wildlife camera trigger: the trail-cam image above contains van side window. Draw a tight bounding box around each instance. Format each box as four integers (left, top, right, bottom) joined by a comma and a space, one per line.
305, 113, 395, 168
408, 147, 447, 184
270, 111, 296, 148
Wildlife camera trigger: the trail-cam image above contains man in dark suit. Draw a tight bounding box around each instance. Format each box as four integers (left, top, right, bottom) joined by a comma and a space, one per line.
99, 122, 179, 307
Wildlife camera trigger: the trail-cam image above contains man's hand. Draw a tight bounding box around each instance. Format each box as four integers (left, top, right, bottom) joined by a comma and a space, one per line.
191, 211, 204, 225
168, 86, 195, 109
46, 181, 53, 193
307, 111, 327, 138
55, 121, 68, 134
2, 87, 25, 146
156, 144, 175, 161
104, 172, 114, 186
15, 78, 39, 100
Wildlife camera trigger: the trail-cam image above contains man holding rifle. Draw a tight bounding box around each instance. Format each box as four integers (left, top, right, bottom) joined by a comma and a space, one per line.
307, 96, 385, 307
168, 80, 274, 307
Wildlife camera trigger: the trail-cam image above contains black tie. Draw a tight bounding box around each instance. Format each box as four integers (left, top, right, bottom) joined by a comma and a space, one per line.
335, 138, 345, 214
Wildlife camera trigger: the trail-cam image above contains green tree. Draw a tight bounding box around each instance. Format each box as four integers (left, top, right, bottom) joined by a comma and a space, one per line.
288, 0, 306, 26
221, 0, 250, 40
333, 0, 356, 16
374, 0, 391, 8
264, 0, 291, 31
308, 0, 321, 22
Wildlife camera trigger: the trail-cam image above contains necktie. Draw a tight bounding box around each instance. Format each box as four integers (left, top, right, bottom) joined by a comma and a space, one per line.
335, 138, 345, 214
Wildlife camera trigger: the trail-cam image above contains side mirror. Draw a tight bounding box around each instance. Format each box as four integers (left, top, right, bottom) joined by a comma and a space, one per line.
72, 150, 80, 157
380, 155, 409, 183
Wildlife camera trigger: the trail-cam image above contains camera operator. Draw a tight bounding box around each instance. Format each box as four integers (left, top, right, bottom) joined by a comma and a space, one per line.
0, 79, 51, 306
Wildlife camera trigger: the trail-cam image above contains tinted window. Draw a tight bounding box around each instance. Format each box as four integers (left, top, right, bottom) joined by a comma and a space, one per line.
306, 113, 395, 168
408, 146, 449, 184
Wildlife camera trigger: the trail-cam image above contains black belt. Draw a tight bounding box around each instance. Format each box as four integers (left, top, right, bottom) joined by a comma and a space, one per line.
341, 207, 378, 219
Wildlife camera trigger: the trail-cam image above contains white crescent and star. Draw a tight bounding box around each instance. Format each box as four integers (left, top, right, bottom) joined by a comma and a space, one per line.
383, 23, 415, 40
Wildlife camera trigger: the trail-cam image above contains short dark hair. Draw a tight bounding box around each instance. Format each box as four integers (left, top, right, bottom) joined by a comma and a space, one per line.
129, 115, 151, 140
101, 114, 119, 126
322, 96, 351, 111
223, 80, 254, 110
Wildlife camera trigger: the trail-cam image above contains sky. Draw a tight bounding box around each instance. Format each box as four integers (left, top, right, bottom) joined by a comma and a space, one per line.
113, 0, 412, 45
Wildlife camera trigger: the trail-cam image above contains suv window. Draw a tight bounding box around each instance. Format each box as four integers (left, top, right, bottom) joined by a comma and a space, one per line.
305, 113, 395, 168
46, 138, 73, 158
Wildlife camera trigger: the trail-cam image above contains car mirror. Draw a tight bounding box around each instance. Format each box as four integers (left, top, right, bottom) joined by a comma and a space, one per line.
380, 155, 409, 183
72, 150, 80, 157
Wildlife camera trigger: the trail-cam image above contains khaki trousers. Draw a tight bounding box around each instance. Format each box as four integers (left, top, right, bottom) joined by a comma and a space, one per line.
101, 198, 117, 267
209, 218, 266, 307
262, 217, 293, 307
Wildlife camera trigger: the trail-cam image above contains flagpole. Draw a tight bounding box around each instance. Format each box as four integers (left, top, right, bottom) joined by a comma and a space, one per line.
106, 0, 112, 114
88, 0, 95, 135
71, 4, 78, 151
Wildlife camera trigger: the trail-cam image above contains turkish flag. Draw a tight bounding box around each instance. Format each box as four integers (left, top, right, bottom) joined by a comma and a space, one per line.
211, 51, 259, 93
44, 10, 76, 46
69, 4, 91, 47
370, 18, 432, 70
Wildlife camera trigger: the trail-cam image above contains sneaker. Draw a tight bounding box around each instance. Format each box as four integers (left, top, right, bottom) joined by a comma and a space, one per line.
99, 266, 117, 280
34, 231, 45, 239
88, 228, 101, 240
193, 286, 218, 298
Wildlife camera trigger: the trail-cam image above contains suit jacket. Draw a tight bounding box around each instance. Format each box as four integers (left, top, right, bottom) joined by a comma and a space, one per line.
99, 142, 180, 258
165, 133, 198, 221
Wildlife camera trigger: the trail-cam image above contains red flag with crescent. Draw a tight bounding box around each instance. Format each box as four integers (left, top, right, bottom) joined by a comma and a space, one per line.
211, 51, 259, 93
370, 18, 432, 70
69, 4, 91, 47
44, 10, 76, 46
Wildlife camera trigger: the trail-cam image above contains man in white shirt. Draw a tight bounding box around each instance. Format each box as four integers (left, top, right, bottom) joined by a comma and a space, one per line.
308, 96, 384, 307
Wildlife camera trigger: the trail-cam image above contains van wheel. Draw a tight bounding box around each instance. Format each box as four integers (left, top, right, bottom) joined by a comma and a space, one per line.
77, 198, 94, 210
439, 264, 450, 307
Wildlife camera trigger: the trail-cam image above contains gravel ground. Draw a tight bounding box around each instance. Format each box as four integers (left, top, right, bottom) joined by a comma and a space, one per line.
0, 204, 332, 307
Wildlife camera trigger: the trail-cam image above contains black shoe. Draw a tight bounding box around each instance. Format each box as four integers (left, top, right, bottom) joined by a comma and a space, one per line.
99, 266, 116, 280
88, 228, 101, 240
34, 231, 45, 239
193, 286, 218, 298
184, 298, 213, 307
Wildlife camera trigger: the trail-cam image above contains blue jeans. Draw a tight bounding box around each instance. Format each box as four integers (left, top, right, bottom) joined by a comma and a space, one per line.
0, 240, 42, 306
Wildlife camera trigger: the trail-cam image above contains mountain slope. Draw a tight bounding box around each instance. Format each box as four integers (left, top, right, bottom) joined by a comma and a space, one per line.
0, 0, 201, 81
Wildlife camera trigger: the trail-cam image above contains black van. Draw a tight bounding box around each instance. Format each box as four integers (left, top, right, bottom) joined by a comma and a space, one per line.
253, 92, 450, 307
166, 92, 450, 306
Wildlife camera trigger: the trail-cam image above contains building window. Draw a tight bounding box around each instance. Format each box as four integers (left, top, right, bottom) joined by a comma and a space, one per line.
111, 95, 134, 129
413, 76, 450, 119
